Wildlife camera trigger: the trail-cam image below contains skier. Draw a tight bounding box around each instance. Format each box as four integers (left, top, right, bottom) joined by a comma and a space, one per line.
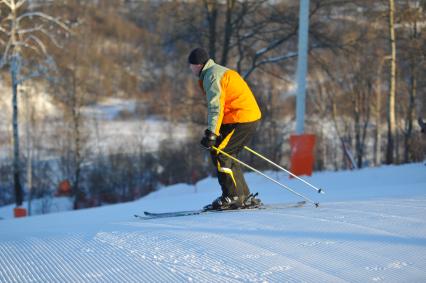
188, 47, 262, 210
418, 118, 426, 134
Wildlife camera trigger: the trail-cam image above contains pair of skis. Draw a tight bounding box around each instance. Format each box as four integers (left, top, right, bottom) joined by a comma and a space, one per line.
136, 146, 324, 220
135, 201, 306, 220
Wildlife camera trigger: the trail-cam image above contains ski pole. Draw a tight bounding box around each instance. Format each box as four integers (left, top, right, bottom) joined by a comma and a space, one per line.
211, 146, 319, 207
243, 146, 325, 194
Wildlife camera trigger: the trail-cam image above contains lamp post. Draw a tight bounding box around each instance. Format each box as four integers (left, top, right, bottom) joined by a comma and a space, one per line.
295, 0, 310, 135
290, 0, 316, 177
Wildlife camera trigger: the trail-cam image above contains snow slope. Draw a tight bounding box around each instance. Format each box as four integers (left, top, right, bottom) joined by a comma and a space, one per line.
0, 163, 425, 282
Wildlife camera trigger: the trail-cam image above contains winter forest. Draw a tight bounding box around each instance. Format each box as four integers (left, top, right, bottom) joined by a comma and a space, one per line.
0, 0, 425, 213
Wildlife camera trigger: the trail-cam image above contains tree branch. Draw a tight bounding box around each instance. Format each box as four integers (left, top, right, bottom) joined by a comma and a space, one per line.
34, 27, 64, 48
0, 39, 12, 67
0, 0, 12, 9
0, 26, 9, 36
23, 34, 47, 55
15, 39, 40, 54
17, 12, 71, 33
16, 25, 44, 35
15, 0, 27, 10
243, 51, 297, 79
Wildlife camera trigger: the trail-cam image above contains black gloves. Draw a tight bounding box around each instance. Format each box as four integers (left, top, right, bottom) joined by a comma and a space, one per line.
200, 129, 218, 149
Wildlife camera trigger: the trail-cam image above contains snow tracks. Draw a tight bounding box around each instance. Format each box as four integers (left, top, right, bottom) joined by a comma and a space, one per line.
1, 198, 426, 282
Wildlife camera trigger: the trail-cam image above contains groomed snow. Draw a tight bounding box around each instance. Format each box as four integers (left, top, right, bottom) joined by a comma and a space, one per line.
0, 163, 425, 282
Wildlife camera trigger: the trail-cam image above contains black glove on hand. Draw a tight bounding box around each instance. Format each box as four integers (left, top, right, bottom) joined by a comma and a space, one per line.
200, 129, 218, 149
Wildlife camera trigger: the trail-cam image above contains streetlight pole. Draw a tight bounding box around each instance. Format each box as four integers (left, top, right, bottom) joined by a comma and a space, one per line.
295, 0, 310, 134
289, 0, 316, 178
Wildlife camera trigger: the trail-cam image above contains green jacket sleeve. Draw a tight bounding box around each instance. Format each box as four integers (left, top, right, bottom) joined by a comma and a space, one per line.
203, 74, 223, 135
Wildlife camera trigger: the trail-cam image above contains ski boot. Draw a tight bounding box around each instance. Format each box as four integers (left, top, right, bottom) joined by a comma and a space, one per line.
203, 195, 245, 211
243, 192, 262, 208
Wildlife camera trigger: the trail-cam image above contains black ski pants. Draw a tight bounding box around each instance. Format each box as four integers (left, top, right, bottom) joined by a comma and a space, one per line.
211, 121, 259, 198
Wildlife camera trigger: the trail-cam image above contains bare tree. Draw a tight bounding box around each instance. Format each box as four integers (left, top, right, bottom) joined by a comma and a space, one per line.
399, 0, 425, 162
203, 0, 218, 59
56, 53, 87, 210
239, 0, 341, 80
386, 0, 397, 164
373, 56, 386, 166
0, 0, 70, 206
220, 0, 235, 65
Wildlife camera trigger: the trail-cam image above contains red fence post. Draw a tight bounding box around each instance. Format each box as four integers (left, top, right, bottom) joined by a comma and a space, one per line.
290, 134, 316, 177
14, 207, 27, 218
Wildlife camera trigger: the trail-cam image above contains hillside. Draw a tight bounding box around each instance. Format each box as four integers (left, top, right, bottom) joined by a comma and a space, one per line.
0, 0, 425, 234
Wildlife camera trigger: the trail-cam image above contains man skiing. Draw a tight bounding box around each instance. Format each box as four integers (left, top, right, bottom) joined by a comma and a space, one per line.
419, 118, 426, 134
188, 47, 262, 210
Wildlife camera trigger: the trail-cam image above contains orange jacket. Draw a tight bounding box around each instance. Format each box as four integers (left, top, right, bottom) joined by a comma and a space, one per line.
198, 59, 261, 135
